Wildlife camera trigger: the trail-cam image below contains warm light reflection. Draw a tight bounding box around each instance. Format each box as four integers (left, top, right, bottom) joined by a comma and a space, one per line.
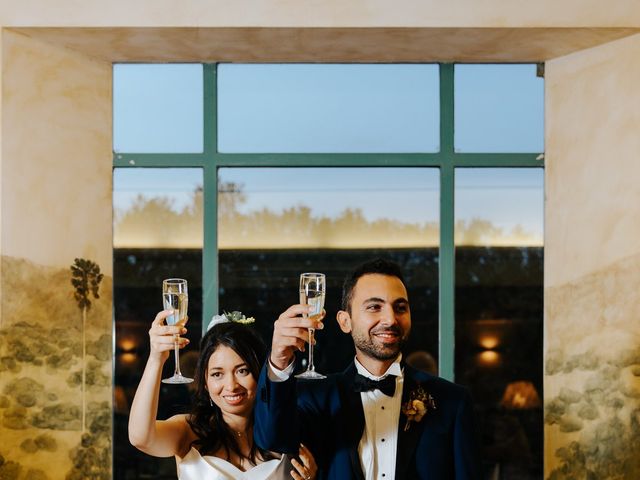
479, 336, 500, 350
114, 386, 129, 414
501, 381, 541, 409
119, 339, 137, 352
119, 353, 137, 365
478, 350, 501, 366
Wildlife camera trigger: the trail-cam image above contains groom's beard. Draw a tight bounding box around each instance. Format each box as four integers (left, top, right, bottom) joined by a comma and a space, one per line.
352, 325, 408, 361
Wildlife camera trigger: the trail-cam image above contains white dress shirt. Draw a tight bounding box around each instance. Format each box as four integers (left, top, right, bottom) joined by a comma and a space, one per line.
268, 355, 404, 480
354, 355, 403, 480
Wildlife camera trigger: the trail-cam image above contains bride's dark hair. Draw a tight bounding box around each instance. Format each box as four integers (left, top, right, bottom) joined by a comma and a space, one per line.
187, 321, 275, 464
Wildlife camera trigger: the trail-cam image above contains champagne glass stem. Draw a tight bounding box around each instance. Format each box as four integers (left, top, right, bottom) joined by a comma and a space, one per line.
307, 328, 316, 372
173, 334, 183, 377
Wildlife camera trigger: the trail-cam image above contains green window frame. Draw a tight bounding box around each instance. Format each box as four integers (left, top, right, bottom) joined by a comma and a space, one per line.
112, 63, 544, 381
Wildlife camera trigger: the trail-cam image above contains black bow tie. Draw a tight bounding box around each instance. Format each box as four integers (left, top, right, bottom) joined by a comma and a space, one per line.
353, 373, 397, 397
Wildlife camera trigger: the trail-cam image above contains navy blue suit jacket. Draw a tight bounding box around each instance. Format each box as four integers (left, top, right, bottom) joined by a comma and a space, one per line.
254, 361, 479, 479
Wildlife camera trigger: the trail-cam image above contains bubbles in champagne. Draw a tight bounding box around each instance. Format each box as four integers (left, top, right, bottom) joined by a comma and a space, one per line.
163, 292, 189, 327
300, 289, 325, 321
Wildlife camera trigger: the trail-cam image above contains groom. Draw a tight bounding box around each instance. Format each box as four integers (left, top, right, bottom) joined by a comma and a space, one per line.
255, 258, 478, 479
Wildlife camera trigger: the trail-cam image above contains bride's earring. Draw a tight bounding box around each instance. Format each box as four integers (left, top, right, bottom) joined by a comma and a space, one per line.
209, 398, 214, 407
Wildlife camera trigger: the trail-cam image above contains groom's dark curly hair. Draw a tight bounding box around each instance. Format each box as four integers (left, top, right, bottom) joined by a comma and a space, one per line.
341, 257, 406, 314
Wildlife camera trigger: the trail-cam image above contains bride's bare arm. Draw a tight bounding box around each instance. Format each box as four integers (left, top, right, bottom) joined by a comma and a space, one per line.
128, 310, 192, 457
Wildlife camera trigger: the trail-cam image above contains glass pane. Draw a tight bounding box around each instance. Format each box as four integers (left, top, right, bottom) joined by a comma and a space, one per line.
218, 64, 439, 153
454, 64, 544, 153
113, 168, 203, 479
113, 168, 203, 248
455, 168, 544, 479
113, 64, 203, 153
218, 167, 440, 374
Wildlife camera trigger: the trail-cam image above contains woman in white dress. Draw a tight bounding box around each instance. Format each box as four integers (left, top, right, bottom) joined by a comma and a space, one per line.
128, 310, 317, 480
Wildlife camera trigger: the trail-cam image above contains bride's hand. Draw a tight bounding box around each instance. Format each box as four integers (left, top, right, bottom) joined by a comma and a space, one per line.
290, 443, 317, 480
149, 310, 189, 362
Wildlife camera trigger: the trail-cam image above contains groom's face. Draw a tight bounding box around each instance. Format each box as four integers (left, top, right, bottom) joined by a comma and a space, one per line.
338, 273, 411, 361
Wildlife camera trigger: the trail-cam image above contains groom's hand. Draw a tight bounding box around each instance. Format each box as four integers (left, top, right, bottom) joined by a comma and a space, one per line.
270, 304, 325, 371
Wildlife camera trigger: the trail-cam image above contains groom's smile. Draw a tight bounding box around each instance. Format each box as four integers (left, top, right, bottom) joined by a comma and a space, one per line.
371, 325, 403, 345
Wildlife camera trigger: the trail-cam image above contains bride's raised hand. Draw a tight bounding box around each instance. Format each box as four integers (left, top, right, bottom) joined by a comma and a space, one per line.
149, 309, 189, 362
290, 443, 317, 480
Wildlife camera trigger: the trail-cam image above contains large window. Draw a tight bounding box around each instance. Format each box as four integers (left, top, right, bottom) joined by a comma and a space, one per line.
113, 63, 544, 479
217, 167, 440, 373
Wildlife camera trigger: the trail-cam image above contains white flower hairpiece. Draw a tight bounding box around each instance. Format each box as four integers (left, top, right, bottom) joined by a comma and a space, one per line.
207, 310, 255, 331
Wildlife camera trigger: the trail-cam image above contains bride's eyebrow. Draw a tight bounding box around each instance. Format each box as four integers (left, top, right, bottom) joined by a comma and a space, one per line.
209, 362, 247, 371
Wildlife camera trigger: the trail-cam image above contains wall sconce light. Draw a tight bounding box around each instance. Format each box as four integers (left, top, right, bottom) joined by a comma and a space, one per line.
476, 334, 501, 366
478, 350, 501, 366
117, 338, 138, 365
479, 335, 500, 350
500, 381, 541, 409
119, 339, 137, 352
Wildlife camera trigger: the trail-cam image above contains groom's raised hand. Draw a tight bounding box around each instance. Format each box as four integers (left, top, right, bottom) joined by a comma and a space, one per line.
270, 304, 325, 370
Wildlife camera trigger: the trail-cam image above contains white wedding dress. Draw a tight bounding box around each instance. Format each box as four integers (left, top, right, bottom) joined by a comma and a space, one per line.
178, 447, 293, 480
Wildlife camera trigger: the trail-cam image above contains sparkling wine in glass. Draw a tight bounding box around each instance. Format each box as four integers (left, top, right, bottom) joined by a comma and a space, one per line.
162, 278, 193, 384
295, 273, 326, 380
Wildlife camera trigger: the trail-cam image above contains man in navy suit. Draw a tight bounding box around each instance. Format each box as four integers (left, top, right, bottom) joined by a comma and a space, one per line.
255, 258, 479, 479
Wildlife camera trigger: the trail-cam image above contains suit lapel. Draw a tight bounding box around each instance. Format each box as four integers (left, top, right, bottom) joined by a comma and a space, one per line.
341, 363, 366, 480
395, 367, 429, 480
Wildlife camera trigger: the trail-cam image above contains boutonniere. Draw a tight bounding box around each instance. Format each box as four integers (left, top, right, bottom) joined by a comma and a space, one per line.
401, 385, 436, 431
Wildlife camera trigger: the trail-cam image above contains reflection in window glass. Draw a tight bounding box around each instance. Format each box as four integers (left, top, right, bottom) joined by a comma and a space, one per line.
454, 64, 544, 153
455, 168, 544, 479
113, 64, 203, 153
113, 168, 203, 479
218, 167, 440, 374
455, 168, 543, 246
113, 168, 204, 248
218, 64, 440, 153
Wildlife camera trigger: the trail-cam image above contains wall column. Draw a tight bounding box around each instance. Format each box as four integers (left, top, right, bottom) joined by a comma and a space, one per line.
544, 33, 640, 479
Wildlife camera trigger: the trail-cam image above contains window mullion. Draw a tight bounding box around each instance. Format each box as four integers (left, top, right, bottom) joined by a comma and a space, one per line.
203, 64, 218, 332
439, 63, 455, 381
112, 153, 206, 167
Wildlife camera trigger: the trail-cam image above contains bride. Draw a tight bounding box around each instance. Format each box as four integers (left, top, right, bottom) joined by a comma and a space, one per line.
129, 310, 317, 480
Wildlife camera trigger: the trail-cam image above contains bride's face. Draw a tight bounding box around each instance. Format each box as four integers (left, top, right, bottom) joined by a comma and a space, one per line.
206, 345, 257, 417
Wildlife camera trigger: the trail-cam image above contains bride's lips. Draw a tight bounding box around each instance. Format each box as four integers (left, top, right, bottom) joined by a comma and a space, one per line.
222, 393, 247, 406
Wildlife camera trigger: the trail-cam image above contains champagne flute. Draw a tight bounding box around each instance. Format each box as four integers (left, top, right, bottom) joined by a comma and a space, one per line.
296, 273, 326, 380
161, 278, 193, 384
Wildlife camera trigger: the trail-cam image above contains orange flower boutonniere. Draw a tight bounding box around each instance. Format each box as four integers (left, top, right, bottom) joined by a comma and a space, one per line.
401, 386, 436, 432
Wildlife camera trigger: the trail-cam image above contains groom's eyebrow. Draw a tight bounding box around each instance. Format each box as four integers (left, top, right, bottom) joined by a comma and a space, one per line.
363, 296, 408, 305
363, 297, 385, 304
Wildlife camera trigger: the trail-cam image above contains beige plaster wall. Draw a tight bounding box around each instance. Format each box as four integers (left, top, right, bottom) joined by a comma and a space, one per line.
0, 30, 113, 479
1, 30, 112, 273
544, 33, 640, 478
0, 0, 639, 27
545, 33, 640, 288
0, 32, 3, 313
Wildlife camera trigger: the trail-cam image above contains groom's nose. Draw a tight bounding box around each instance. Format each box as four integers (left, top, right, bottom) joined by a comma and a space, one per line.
379, 304, 399, 325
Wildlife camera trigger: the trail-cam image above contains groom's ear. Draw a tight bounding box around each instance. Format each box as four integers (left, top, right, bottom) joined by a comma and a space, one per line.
336, 310, 352, 333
